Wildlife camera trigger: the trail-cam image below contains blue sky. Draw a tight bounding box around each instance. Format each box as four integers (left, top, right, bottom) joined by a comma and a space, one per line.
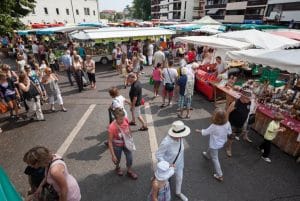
99, 0, 133, 12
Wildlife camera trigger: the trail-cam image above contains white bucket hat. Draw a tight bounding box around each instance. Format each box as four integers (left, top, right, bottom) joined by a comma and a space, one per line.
155, 161, 175, 181
168, 121, 190, 138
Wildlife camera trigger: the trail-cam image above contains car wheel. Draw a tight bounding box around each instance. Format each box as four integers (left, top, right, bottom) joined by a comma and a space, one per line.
101, 57, 109, 65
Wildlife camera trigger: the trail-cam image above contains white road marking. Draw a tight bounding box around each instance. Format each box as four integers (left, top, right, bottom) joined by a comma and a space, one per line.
57, 104, 96, 156
144, 102, 158, 168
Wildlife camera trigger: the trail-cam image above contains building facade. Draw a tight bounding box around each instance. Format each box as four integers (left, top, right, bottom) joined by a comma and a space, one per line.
205, 0, 267, 23
151, 0, 205, 21
21, 0, 99, 25
265, 0, 300, 25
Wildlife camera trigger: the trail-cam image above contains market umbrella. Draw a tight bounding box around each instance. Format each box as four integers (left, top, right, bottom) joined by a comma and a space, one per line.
192, 16, 221, 25
192, 25, 226, 35
0, 166, 22, 201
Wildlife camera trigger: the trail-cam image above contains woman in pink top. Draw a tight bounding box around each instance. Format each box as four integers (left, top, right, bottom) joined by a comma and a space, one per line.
152, 63, 163, 97
108, 108, 138, 180
23, 146, 81, 201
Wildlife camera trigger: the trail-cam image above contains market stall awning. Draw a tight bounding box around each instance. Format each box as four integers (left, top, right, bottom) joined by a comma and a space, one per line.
192, 25, 226, 35
192, 16, 221, 25
78, 22, 106, 27
216, 29, 300, 49
163, 23, 201, 32
69, 27, 176, 42
227, 49, 300, 74
174, 36, 252, 50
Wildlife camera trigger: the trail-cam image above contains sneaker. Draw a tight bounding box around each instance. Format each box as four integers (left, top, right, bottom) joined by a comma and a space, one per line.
176, 193, 188, 201
202, 152, 210, 160
235, 136, 240, 141
261, 156, 271, 163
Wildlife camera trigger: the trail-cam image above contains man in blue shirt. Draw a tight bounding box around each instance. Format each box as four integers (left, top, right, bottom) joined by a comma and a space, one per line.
61, 50, 74, 86
177, 67, 188, 119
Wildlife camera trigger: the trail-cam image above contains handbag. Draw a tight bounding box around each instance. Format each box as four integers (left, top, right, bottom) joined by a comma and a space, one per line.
116, 122, 136, 151
40, 158, 63, 201
0, 102, 8, 113
149, 77, 154, 85
165, 69, 175, 91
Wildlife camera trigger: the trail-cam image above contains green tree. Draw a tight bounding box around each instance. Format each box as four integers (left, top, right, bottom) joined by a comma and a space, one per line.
0, 0, 36, 35
132, 0, 151, 20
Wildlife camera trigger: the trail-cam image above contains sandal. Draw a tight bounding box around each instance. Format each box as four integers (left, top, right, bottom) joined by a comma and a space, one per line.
160, 104, 166, 108
129, 121, 137, 126
213, 174, 223, 182
115, 167, 123, 176
138, 127, 148, 131
127, 171, 138, 180
185, 115, 191, 119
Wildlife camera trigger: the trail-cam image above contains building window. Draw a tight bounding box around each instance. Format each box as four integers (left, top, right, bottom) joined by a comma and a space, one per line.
66, 9, 70, 15
44, 7, 48, 14
93, 10, 96, 16
76, 9, 79, 15
84, 8, 90, 15
56, 8, 60, 15
32, 8, 35, 14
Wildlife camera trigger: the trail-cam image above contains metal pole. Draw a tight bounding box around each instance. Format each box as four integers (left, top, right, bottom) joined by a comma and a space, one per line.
96, 0, 100, 22
70, 0, 76, 23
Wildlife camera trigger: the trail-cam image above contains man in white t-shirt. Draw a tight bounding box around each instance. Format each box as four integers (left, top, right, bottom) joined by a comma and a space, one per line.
216, 56, 226, 75
147, 43, 154, 66
161, 61, 178, 107
153, 47, 165, 67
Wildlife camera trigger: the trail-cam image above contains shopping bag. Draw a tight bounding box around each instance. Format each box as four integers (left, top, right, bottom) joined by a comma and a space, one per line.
0, 102, 8, 113
149, 77, 154, 85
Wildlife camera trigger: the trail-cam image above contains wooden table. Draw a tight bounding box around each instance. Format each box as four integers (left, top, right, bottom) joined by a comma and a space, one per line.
212, 84, 241, 109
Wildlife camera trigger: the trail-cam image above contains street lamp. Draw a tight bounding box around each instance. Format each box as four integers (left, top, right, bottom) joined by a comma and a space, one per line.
70, 0, 76, 23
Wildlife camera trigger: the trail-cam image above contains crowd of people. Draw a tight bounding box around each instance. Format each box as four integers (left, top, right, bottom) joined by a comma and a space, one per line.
0, 35, 291, 201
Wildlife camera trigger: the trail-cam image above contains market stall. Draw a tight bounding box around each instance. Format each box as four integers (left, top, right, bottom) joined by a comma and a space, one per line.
69, 27, 176, 63
174, 35, 252, 100
223, 48, 300, 158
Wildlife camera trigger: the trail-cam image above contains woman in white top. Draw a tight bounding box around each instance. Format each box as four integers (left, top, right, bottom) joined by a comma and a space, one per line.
196, 108, 232, 182
16, 53, 26, 73
121, 53, 130, 88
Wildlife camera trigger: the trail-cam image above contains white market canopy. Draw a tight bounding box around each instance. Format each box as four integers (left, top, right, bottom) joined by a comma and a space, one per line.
192, 16, 221, 25
227, 49, 300, 74
192, 25, 226, 35
70, 27, 175, 41
216, 29, 300, 50
174, 36, 252, 50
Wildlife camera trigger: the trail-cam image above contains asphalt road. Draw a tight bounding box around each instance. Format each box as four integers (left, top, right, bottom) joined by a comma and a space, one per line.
0, 60, 299, 201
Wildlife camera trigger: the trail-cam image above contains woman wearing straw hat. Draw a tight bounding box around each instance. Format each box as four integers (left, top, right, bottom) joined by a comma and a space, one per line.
147, 161, 175, 201
156, 121, 190, 201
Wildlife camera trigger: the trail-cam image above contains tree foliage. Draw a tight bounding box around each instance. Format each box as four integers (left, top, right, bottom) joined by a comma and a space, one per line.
132, 0, 151, 20
0, 0, 36, 35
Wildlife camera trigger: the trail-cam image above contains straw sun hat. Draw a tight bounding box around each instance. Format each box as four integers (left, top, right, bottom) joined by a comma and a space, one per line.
155, 161, 175, 181
168, 121, 190, 138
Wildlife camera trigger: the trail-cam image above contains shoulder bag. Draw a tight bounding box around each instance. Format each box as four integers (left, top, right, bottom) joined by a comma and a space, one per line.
41, 158, 64, 201
172, 138, 182, 164
165, 69, 175, 92
116, 122, 136, 151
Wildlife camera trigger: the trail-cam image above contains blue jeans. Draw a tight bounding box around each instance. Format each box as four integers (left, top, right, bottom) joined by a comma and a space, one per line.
113, 146, 133, 167
66, 68, 74, 86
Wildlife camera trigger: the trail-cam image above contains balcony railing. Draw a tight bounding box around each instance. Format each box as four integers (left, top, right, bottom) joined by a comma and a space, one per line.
247, 0, 267, 6
173, 7, 181, 10
205, 4, 227, 9
244, 14, 264, 20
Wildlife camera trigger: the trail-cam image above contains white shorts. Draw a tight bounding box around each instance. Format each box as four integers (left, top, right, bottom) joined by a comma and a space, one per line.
116, 59, 121, 66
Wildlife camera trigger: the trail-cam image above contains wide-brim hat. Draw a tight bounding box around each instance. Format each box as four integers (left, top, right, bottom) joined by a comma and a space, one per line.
168, 120, 190, 138
240, 88, 252, 99
155, 161, 175, 181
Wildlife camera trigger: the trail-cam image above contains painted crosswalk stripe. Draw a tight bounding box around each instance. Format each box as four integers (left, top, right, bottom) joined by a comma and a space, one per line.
57, 104, 96, 156
144, 102, 158, 167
